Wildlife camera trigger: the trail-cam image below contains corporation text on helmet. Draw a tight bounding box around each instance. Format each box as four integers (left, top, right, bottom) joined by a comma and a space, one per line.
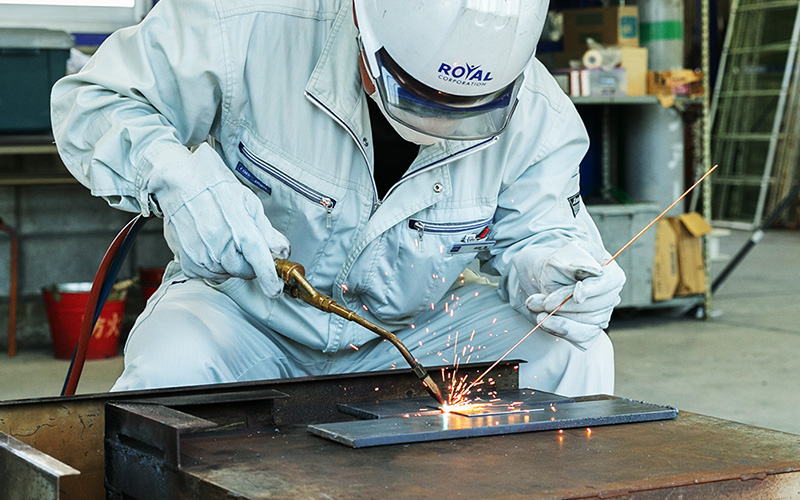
438, 62, 493, 87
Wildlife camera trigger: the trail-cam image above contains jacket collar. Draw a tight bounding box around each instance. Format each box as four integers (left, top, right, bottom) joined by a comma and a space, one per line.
304, 1, 368, 144
304, 1, 496, 171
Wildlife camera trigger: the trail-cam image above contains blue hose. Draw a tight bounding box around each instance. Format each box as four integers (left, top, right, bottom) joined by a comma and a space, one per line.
61, 215, 150, 396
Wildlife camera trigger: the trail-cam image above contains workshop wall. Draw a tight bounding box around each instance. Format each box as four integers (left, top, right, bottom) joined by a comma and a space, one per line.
0, 153, 172, 350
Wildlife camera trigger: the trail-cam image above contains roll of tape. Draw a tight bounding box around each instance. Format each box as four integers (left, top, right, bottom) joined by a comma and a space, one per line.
583, 49, 603, 69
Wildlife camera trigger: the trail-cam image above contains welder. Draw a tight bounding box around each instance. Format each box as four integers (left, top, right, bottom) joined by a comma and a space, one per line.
51, 0, 625, 397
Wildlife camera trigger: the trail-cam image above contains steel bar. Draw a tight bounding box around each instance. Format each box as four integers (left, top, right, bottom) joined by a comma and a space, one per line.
0, 431, 79, 500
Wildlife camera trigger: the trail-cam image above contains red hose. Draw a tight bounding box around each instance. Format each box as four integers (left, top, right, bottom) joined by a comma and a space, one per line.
62, 217, 138, 396
0, 222, 18, 357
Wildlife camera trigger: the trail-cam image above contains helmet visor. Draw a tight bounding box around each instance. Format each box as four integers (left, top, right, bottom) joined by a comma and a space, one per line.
369, 47, 523, 141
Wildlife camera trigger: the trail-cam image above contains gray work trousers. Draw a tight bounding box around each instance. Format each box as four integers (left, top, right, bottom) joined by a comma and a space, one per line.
112, 272, 614, 397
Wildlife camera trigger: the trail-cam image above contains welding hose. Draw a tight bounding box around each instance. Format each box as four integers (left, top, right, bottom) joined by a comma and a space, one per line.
274, 259, 445, 404
0, 219, 18, 357
60, 224, 443, 402
61, 215, 150, 396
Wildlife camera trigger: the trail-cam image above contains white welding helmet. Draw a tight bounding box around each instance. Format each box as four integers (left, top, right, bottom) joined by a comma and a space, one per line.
354, 0, 547, 141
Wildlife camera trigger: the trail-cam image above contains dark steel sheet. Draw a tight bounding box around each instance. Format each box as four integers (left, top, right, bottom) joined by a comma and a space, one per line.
336, 389, 573, 419
309, 398, 677, 448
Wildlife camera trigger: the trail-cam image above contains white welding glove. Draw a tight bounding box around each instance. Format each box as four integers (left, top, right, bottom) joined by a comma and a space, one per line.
510, 240, 625, 350
146, 143, 290, 298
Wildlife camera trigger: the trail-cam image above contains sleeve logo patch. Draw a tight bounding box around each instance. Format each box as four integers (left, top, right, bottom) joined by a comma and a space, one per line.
568, 192, 581, 218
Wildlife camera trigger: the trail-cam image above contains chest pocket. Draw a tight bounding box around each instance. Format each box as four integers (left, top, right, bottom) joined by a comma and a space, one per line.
235, 140, 344, 272
358, 210, 495, 324
407, 217, 496, 254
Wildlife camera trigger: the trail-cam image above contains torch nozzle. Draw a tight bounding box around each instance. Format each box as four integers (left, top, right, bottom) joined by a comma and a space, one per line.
422, 374, 446, 406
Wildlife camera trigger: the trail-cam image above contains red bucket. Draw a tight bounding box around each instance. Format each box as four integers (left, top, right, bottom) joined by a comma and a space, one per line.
138, 267, 166, 302
42, 283, 127, 360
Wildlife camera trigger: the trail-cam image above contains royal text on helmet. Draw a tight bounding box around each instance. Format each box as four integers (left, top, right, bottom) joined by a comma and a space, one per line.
438, 63, 493, 87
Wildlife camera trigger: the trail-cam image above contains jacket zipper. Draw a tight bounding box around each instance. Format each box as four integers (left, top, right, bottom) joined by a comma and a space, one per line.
239, 142, 337, 228
408, 216, 493, 251
305, 92, 498, 212
304, 92, 381, 214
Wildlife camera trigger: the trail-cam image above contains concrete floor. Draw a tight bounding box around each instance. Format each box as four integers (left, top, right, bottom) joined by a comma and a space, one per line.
0, 228, 797, 435
614, 227, 800, 435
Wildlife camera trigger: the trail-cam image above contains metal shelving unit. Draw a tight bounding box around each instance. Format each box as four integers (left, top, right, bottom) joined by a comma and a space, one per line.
0, 135, 74, 186
562, 0, 713, 313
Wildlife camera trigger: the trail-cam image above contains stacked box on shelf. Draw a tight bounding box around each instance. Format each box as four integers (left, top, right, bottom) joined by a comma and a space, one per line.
561, 6, 640, 53
552, 6, 648, 97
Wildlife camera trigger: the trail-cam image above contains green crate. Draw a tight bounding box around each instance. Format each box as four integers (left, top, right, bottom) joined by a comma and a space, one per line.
0, 28, 73, 134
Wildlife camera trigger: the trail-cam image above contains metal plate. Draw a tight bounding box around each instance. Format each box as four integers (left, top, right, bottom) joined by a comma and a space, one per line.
309, 398, 678, 448
0, 431, 79, 500
336, 389, 574, 419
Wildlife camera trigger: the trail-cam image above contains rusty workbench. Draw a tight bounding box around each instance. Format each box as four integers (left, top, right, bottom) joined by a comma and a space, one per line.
2, 363, 800, 499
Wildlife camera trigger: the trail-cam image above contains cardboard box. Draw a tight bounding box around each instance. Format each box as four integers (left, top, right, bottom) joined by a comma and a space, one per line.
620, 47, 648, 96
550, 48, 645, 97
562, 6, 639, 53
647, 69, 705, 107
671, 213, 713, 296
652, 219, 679, 301
652, 212, 712, 300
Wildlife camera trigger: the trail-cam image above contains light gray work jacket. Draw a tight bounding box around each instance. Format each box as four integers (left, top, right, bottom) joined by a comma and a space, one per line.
51, 0, 606, 353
